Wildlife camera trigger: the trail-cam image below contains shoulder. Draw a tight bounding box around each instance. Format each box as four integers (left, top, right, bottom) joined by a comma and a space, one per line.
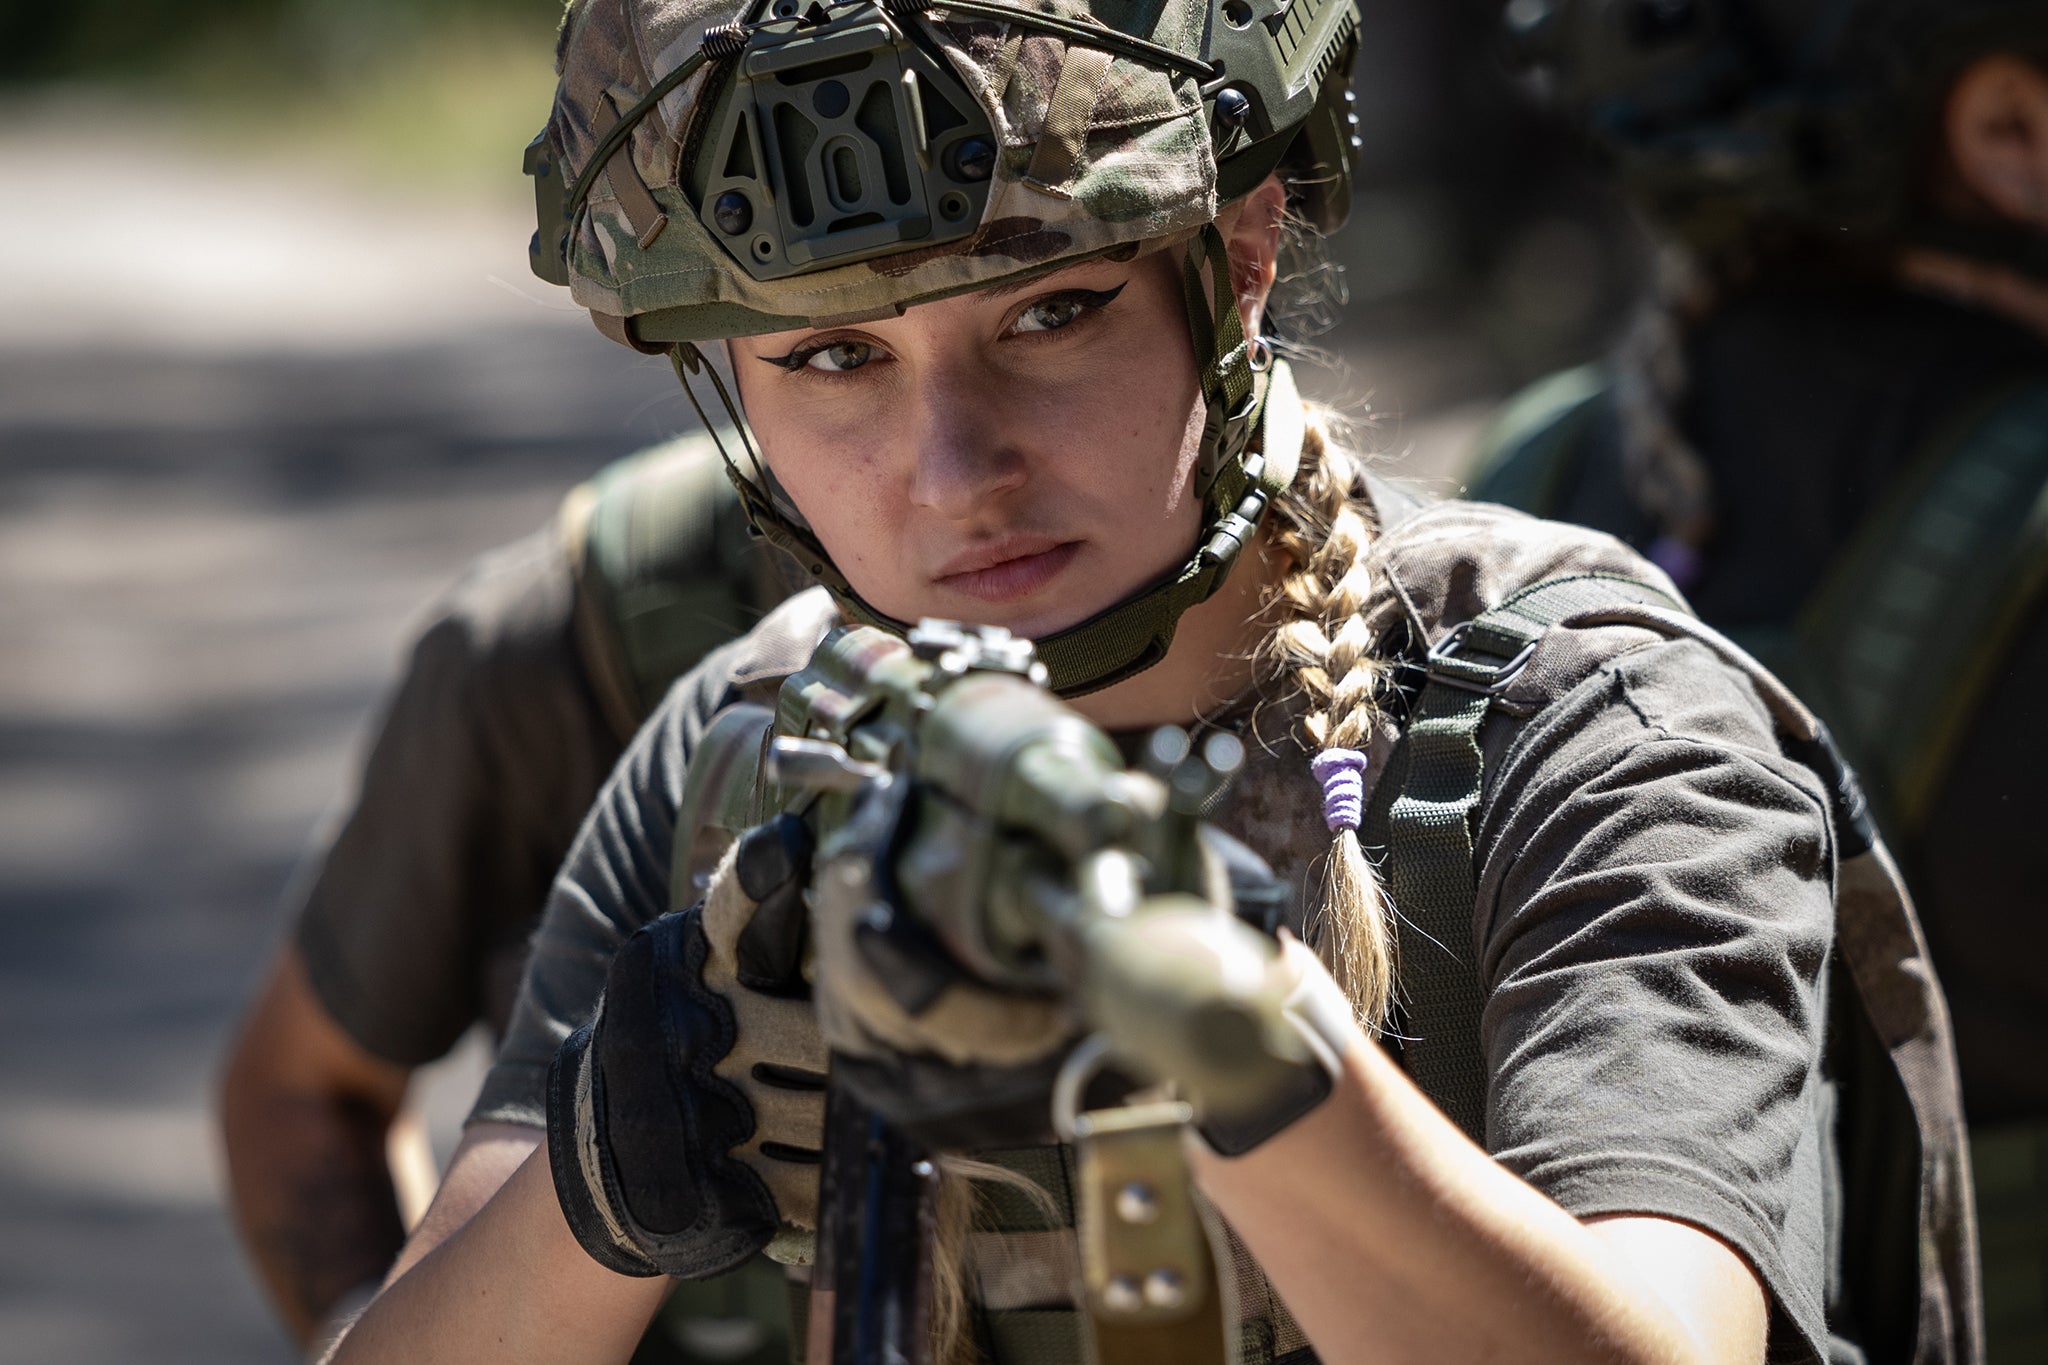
658, 586, 842, 739
563, 427, 802, 733
562, 427, 755, 583
407, 524, 583, 710
1355, 490, 1819, 824
1359, 490, 1682, 652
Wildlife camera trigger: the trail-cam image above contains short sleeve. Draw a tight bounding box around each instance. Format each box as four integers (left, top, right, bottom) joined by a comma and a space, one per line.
1471, 638, 1836, 1363
293, 529, 619, 1065
466, 640, 749, 1129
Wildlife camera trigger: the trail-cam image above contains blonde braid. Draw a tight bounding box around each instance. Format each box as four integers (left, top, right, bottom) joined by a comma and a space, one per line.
1261, 406, 1398, 1033
925, 1155, 1066, 1364
928, 1164, 977, 1365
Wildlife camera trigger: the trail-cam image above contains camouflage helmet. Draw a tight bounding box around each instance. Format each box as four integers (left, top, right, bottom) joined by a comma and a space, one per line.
1505, 0, 2048, 249
523, 0, 1363, 696
528, 0, 1359, 342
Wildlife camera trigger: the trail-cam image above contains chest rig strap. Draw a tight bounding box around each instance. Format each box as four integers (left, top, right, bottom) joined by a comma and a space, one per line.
1382, 574, 1683, 1142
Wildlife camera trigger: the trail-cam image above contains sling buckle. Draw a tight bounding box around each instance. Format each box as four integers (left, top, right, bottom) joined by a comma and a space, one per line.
1423, 620, 1538, 696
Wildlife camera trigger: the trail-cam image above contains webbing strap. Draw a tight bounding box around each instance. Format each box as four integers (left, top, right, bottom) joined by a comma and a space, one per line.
590, 89, 667, 247
1179, 224, 1256, 439
1387, 575, 1682, 1142
1024, 46, 1113, 190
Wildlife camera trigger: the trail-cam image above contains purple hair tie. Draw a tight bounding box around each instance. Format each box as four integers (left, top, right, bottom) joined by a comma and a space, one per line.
1311, 748, 1368, 833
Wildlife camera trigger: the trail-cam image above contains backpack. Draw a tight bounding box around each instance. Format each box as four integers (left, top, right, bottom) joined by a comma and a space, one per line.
1362, 552, 1981, 1365
560, 428, 800, 740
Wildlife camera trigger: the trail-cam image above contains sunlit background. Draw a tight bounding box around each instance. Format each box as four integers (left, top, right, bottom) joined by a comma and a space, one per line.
0, 2, 1642, 1359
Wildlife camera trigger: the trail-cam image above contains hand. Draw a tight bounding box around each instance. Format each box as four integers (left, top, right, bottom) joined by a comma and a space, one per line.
807, 781, 1340, 1153
808, 778, 1084, 1148
546, 815, 829, 1277
1191, 930, 1355, 1156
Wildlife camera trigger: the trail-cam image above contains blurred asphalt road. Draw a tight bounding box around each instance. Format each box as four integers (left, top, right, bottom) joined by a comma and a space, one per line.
0, 101, 1488, 1364
0, 102, 708, 1365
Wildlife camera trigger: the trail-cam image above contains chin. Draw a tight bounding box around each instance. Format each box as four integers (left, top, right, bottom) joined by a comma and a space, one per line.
963, 579, 1154, 645
867, 544, 1181, 644
862, 584, 1088, 644
892, 598, 1073, 641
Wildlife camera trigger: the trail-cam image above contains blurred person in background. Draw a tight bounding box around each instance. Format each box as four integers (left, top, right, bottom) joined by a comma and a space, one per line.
217, 436, 798, 1360
1469, 1, 2048, 1356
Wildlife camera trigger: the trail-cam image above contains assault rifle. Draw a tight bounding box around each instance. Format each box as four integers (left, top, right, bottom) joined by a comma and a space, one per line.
679, 619, 1322, 1365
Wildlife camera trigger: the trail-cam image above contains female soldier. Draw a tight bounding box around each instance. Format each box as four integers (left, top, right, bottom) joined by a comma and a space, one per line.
327, 0, 1885, 1358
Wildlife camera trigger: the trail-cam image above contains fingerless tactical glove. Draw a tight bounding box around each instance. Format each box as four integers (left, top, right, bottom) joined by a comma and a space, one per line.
547, 816, 829, 1277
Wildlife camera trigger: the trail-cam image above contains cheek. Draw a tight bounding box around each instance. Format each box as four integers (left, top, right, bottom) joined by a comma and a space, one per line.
1054, 319, 1205, 528
735, 373, 900, 557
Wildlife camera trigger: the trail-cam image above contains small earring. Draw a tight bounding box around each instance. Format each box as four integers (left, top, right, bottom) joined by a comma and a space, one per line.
1247, 334, 1275, 373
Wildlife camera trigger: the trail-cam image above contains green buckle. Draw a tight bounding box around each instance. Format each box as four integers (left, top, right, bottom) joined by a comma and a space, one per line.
1424, 621, 1537, 696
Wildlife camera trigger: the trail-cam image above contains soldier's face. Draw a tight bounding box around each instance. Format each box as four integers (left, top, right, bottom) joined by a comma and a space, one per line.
731, 250, 1208, 641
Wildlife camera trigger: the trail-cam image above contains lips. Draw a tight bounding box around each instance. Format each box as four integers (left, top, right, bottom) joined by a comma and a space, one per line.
933, 538, 1082, 605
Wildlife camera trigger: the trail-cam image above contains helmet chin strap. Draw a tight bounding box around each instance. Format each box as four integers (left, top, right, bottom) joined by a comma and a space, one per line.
668, 222, 1301, 698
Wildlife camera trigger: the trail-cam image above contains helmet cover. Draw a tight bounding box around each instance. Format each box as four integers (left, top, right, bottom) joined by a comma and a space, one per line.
523, 0, 1359, 697
531, 0, 1360, 343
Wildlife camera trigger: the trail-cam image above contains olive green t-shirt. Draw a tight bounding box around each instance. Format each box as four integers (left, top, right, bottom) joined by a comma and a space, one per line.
295, 526, 622, 1064
293, 432, 791, 1065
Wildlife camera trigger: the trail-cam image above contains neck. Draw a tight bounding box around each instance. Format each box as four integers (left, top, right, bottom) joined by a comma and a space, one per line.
1896, 246, 2048, 341
1064, 528, 1286, 732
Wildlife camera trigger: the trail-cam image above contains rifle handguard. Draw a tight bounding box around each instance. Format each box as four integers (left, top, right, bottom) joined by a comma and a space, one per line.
1077, 904, 1339, 1142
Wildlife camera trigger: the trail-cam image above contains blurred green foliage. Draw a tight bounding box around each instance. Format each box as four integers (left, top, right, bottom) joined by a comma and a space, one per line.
0, 0, 561, 82
0, 0, 570, 196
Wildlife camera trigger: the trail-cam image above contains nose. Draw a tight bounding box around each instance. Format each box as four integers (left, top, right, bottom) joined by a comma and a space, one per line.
904, 367, 1027, 519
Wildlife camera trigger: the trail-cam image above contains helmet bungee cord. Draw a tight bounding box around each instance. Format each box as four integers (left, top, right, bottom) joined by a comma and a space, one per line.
527, 0, 1362, 694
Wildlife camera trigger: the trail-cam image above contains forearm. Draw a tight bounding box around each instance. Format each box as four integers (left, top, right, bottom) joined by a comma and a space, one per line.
330, 1141, 667, 1365
221, 1084, 409, 1344
1190, 1040, 1758, 1365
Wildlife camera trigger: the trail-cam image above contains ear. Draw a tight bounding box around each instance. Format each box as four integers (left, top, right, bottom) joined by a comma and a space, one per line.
1223, 175, 1289, 339
1945, 54, 2048, 229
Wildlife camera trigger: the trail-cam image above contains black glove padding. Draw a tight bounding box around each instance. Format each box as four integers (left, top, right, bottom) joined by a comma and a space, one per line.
547, 906, 775, 1277
547, 817, 830, 1278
